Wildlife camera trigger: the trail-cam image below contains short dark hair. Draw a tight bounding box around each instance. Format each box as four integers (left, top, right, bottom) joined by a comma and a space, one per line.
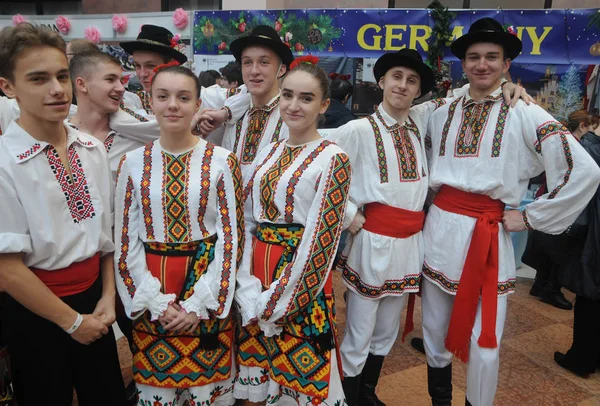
67, 39, 100, 56
0, 23, 66, 82
70, 52, 122, 89
220, 62, 242, 87
330, 78, 353, 102
152, 65, 201, 99
198, 70, 221, 88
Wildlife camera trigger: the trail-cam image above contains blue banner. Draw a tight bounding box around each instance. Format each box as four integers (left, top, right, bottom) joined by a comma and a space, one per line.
193, 8, 600, 64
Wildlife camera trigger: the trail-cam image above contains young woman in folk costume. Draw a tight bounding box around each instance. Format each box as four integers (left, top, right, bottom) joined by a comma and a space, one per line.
114, 65, 244, 406
234, 56, 352, 406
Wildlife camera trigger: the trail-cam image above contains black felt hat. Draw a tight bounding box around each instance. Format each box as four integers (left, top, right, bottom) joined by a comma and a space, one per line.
120, 25, 188, 64
229, 25, 294, 69
373, 49, 435, 95
451, 17, 522, 61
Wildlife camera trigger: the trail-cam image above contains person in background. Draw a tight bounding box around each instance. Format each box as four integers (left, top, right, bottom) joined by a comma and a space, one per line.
199, 69, 222, 88
321, 74, 356, 129
553, 115, 600, 378
66, 39, 99, 62
522, 110, 599, 310
220, 61, 243, 89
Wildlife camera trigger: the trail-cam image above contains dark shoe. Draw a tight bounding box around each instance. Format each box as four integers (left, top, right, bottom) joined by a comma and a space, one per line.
359, 354, 386, 406
125, 380, 138, 405
529, 279, 545, 297
342, 374, 361, 406
427, 364, 452, 406
466, 397, 472, 406
541, 289, 573, 310
411, 337, 426, 354
554, 351, 589, 378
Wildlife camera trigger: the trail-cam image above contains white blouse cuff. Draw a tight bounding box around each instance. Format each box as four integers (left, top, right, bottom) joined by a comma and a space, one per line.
258, 319, 282, 337
180, 278, 219, 320
130, 273, 176, 320
0, 233, 32, 255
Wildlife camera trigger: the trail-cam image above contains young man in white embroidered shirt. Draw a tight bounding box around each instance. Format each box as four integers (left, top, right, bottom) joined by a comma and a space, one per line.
200, 25, 294, 181
69, 52, 133, 179
421, 18, 600, 406
0, 23, 126, 405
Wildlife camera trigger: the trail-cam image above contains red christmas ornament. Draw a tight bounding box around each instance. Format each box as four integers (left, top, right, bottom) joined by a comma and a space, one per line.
275, 21, 283, 32
218, 41, 227, 51
238, 22, 246, 33
294, 42, 304, 52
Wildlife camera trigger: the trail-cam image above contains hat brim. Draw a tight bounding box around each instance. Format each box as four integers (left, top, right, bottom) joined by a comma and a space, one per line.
120, 40, 188, 64
373, 53, 435, 95
451, 31, 522, 61
230, 36, 294, 69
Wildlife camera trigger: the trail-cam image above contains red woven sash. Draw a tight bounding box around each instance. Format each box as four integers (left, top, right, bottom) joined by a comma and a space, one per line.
433, 185, 505, 362
362, 202, 425, 238
31, 253, 100, 298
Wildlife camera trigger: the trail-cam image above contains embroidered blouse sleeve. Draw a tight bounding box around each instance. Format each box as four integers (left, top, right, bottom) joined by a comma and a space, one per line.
0, 167, 32, 254
522, 106, 600, 234
327, 122, 361, 228
223, 92, 251, 126
180, 153, 243, 319
108, 107, 160, 145
113, 155, 176, 320
255, 152, 352, 336
234, 151, 266, 326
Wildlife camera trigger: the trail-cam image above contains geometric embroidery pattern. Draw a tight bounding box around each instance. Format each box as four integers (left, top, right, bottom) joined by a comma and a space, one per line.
226, 154, 244, 268
215, 174, 235, 316
454, 98, 494, 158
17, 142, 42, 161
236, 97, 280, 164
341, 265, 420, 299
141, 144, 155, 240
284, 141, 332, 223
536, 121, 573, 199
260, 145, 305, 222
262, 153, 351, 323
118, 175, 137, 298
119, 99, 149, 122
45, 144, 96, 223
391, 125, 420, 182
197, 143, 215, 238
135, 90, 153, 115
104, 133, 115, 153
270, 117, 284, 143
490, 100, 509, 158
439, 98, 461, 156
162, 150, 193, 243
422, 262, 516, 296
366, 115, 389, 183
244, 142, 282, 201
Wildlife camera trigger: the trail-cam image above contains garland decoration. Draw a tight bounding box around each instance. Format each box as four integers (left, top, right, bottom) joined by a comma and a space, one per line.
426, 1, 455, 97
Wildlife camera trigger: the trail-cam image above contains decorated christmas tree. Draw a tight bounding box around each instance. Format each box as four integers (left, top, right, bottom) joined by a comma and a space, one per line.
550, 65, 583, 122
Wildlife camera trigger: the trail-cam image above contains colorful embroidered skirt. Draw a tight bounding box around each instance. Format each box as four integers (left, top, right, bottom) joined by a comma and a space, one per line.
237, 223, 339, 400
132, 238, 234, 389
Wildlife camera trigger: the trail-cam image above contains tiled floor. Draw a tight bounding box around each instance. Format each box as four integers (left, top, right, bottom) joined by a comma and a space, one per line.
112, 273, 596, 406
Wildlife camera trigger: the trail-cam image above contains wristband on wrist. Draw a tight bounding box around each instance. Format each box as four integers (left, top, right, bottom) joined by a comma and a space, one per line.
65, 313, 83, 334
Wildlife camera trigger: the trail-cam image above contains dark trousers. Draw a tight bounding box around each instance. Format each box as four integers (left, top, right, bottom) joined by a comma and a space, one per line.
2, 277, 127, 406
565, 295, 600, 375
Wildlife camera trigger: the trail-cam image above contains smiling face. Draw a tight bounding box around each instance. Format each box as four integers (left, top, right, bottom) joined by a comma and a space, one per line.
462, 42, 510, 94
133, 50, 168, 92
0, 45, 72, 124
241, 45, 286, 101
379, 65, 421, 113
76, 61, 125, 114
280, 70, 330, 134
151, 71, 201, 134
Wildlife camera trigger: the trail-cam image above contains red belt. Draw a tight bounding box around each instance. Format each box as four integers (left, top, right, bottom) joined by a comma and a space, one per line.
362, 202, 425, 342
31, 253, 100, 298
433, 185, 505, 362
363, 202, 425, 238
